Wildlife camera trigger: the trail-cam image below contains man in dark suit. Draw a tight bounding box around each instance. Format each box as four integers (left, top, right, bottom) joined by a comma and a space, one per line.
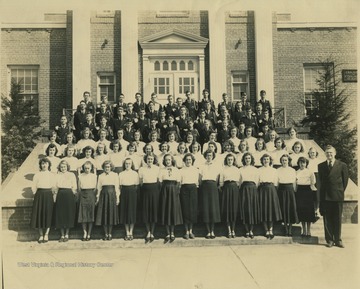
318, 145, 349, 248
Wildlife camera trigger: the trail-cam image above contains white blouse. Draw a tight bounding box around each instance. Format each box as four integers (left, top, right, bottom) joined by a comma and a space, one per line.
258, 166, 278, 185
97, 172, 120, 197
253, 151, 267, 167
277, 166, 296, 186
174, 154, 185, 169
271, 149, 288, 166
202, 141, 222, 154
94, 154, 110, 170
125, 153, 142, 170
289, 152, 306, 167
239, 166, 259, 185
235, 152, 246, 168
149, 141, 161, 155
63, 156, 79, 171
78, 173, 97, 189
77, 139, 97, 152
180, 166, 200, 186
296, 168, 316, 190
96, 139, 112, 153
77, 157, 97, 171
308, 158, 321, 173
192, 152, 204, 168
109, 151, 127, 168
32, 171, 55, 192
245, 137, 257, 153
159, 166, 181, 182
229, 137, 241, 153
218, 152, 237, 167
168, 141, 179, 155
138, 166, 160, 183
199, 162, 220, 181
219, 165, 240, 186
134, 141, 146, 156
119, 169, 140, 186
60, 144, 78, 157
47, 156, 61, 173
55, 171, 77, 192
285, 138, 306, 153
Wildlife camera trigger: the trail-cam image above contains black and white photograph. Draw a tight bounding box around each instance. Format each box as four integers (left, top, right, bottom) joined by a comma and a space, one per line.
1, 0, 359, 288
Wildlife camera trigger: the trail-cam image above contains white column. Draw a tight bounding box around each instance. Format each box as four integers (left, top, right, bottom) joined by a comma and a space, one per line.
198, 55, 205, 101
72, 10, 91, 109
254, 10, 275, 105
209, 10, 227, 104
142, 55, 151, 103
121, 8, 139, 102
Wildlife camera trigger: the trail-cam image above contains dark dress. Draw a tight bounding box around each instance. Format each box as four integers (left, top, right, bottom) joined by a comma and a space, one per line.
142, 183, 160, 223
221, 181, 240, 222
160, 180, 183, 225
200, 181, 221, 223
119, 185, 138, 224
296, 185, 316, 222
278, 183, 299, 224
239, 182, 260, 225
258, 183, 282, 222
95, 185, 119, 225
30, 188, 54, 229
55, 188, 76, 228
180, 184, 198, 224
78, 188, 96, 223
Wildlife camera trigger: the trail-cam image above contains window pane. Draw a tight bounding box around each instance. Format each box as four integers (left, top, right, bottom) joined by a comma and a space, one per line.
171, 61, 177, 71
154, 61, 160, 71
166, 78, 169, 85
159, 78, 165, 85
179, 86, 182, 94
159, 87, 165, 94
100, 87, 107, 94
184, 78, 190, 85
180, 61, 185, 71
188, 61, 194, 70
163, 61, 169, 71
166, 87, 169, 94
154, 78, 157, 85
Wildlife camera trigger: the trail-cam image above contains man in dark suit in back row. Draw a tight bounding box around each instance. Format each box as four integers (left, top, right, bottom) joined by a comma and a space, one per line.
318, 145, 349, 248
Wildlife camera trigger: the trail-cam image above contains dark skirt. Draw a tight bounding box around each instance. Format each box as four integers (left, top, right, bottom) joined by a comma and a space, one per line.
180, 184, 198, 224
296, 185, 316, 222
258, 183, 282, 222
95, 185, 119, 226
142, 182, 160, 223
55, 188, 76, 228
199, 180, 221, 223
221, 181, 240, 222
30, 188, 54, 229
160, 180, 183, 226
239, 182, 260, 225
119, 185, 138, 224
278, 184, 299, 224
78, 188, 96, 223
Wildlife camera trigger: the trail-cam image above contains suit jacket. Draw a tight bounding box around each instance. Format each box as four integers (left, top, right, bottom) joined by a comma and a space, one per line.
318, 159, 349, 202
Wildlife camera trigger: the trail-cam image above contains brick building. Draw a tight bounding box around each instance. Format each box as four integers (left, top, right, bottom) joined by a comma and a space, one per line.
1, 10, 357, 129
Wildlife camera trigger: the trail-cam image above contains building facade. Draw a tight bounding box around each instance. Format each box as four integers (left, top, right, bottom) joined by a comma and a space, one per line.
1, 10, 357, 129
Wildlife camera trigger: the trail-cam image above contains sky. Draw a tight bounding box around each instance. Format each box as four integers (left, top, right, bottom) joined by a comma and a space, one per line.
0, 0, 359, 23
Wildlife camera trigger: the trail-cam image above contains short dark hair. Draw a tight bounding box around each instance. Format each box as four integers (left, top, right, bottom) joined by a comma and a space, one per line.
280, 154, 292, 167
46, 143, 58, 156
260, 153, 273, 166
203, 149, 216, 160
241, 152, 255, 166
38, 157, 51, 171
162, 153, 176, 167
122, 157, 135, 171
297, 156, 309, 167
182, 153, 195, 165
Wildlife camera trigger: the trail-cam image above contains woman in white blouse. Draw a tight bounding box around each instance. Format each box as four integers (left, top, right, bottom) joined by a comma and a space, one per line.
78, 161, 97, 241
235, 140, 249, 168
76, 127, 97, 155
258, 154, 282, 239
138, 154, 160, 242
180, 153, 200, 239
277, 154, 299, 236
296, 157, 317, 237
95, 160, 120, 241
63, 144, 78, 173
253, 138, 267, 168
190, 141, 204, 168
119, 158, 140, 241
174, 142, 188, 169
77, 146, 97, 175
46, 144, 61, 173
199, 150, 221, 239
30, 158, 55, 243
109, 140, 126, 174
271, 137, 288, 169
289, 141, 306, 171
219, 154, 240, 238
125, 142, 142, 171
94, 143, 110, 175
239, 152, 260, 239
54, 160, 77, 242
159, 154, 183, 242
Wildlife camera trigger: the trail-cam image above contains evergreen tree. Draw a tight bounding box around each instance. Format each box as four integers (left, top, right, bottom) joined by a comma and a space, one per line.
1, 81, 43, 181
301, 59, 357, 183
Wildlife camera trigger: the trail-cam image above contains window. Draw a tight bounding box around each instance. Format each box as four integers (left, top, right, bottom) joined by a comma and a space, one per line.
188, 60, 194, 70
178, 77, 195, 94
179, 61, 186, 71
9, 66, 39, 112
163, 61, 169, 71
98, 73, 116, 102
154, 77, 170, 95
154, 61, 160, 71
171, 61, 177, 71
231, 71, 249, 101
304, 65, 326, 115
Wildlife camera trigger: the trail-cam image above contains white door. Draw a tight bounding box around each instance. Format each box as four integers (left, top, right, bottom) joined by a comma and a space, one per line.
150, 74, 174, 102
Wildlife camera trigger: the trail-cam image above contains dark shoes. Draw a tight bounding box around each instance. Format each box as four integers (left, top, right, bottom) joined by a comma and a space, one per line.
326, 241, 334, 248
335, 241, 345, 248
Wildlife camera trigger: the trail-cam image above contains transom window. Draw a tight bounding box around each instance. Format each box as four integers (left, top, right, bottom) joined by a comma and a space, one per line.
154, 60, 196, 72
231, 71, 249, 101
9, 65, 39, 112
98, 73, 116, 102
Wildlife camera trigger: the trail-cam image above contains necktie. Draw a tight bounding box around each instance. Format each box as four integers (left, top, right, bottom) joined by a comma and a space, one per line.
328, 161, 332, 170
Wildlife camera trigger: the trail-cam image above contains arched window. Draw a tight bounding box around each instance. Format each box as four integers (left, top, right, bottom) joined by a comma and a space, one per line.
188, 60, 194, 70
163, 61, 169, 71
171, 61, 177, 71
179, 60, 185, 71
154, 61, 160, 71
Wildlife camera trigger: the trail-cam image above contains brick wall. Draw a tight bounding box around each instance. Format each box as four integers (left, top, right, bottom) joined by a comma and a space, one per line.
138, 10, 209, 95
274, 26, 357, 125
1, 28, 68, 129
90, 11, 121, 104
224, 11, 256, 105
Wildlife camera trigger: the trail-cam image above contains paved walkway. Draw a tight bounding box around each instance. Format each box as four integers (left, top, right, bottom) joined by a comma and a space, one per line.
2, 225, 359, 289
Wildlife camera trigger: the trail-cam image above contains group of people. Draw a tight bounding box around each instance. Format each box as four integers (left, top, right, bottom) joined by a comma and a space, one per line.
31, 89, 349, 248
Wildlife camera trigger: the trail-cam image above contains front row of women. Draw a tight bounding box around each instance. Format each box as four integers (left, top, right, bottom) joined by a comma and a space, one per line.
31, 151, 317, 243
